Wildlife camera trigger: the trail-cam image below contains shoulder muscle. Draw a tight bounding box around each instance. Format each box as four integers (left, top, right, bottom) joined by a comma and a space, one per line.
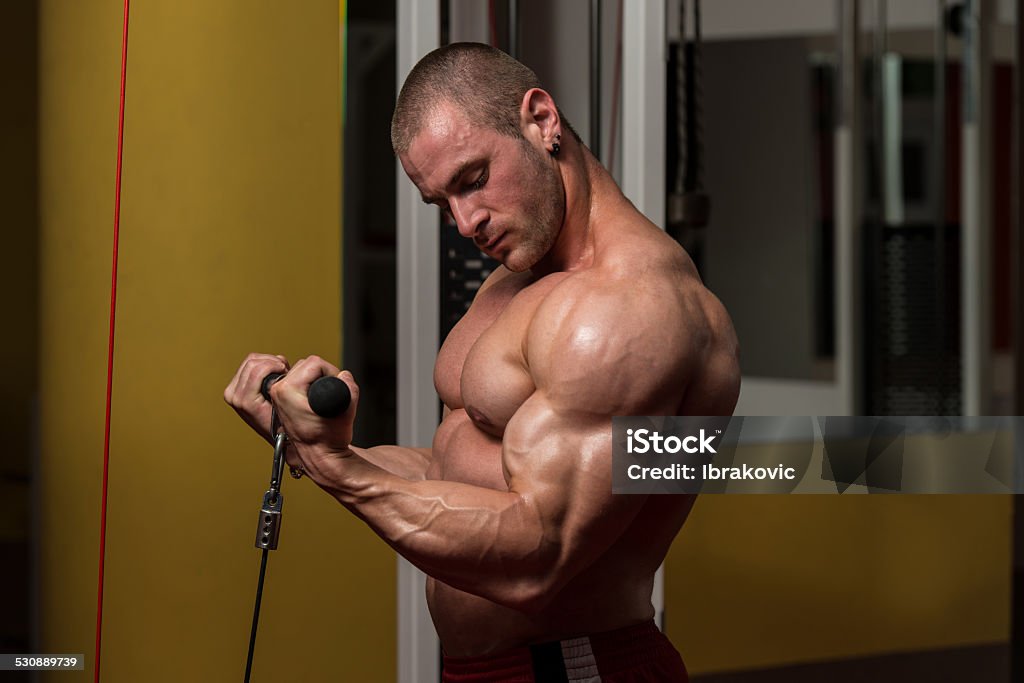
526, 272, 695, 417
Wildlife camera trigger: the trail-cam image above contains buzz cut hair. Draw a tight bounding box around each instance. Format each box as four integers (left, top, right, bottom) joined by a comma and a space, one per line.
390, 42, 577, 155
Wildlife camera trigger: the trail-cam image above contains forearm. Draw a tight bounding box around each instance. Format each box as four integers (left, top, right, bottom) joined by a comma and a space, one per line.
314, 450, 556, 611
347, 444, 432, 481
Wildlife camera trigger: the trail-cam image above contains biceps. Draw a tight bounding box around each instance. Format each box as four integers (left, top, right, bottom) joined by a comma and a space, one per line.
550, 440, 645, 572
503, 395, 645, 581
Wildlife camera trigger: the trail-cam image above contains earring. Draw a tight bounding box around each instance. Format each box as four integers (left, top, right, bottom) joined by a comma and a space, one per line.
551, 133, 562, 157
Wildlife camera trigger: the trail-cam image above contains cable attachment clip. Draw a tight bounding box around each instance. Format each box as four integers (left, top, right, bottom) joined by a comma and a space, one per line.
255, 417, 288, 551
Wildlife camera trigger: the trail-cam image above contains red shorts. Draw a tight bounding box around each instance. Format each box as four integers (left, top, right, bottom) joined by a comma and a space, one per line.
441, 620, 689, 682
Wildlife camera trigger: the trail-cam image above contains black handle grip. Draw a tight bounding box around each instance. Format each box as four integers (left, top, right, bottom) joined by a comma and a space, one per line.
260, 372, 351, 418
260, 373, 285, 402
307, 376, 351, 418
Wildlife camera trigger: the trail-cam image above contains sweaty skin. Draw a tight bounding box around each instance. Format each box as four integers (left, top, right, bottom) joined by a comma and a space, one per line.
225, 91, 739, 657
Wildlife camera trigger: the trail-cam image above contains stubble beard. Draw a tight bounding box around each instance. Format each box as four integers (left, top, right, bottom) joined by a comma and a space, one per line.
501, 140, 565, 273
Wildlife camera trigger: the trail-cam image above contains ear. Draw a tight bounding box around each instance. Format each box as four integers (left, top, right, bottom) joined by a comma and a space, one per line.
520, 88, 561, 150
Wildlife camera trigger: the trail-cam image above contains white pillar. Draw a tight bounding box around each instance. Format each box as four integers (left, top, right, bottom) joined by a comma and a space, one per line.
396, 1, 441, 680
621, 0, 667, 627
835, 0, 863, 417
961, 0, 993, 415
621, 0, 666, 229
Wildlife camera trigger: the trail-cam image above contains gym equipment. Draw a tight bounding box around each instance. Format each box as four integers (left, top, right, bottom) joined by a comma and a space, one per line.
243, 372, 351, 682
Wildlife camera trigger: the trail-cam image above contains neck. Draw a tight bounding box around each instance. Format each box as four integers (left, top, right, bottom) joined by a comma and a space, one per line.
533, 140, 625, 276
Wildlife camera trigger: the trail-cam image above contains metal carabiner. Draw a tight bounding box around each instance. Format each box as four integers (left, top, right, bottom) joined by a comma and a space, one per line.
245, 409, 290, 682
255, 429, 288, 551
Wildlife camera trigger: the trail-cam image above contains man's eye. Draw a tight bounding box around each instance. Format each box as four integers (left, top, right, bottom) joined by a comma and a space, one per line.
471, 170, 488, 191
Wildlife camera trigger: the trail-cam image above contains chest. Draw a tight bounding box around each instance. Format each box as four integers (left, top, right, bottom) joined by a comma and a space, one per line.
434, 273, 568, 437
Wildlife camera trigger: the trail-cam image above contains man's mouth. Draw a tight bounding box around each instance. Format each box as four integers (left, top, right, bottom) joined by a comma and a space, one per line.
484, 232, 505, 250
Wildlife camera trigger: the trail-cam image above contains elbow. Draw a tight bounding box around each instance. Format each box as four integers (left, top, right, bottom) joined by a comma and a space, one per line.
502, 573, 562, 617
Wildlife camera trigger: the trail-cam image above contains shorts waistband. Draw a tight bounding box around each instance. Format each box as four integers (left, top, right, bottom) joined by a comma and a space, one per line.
441, 620, 678, 682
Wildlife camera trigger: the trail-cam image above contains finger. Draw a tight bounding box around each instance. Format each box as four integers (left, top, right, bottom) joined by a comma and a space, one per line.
224, 362, 246, 404
240, 354, 288, 403
239, 362, 267, 404
286, 355, 342, 391
335, 370, 360, 415
260, 372, 287, 401
224, 352, 266, 403
250, 356, 288, 390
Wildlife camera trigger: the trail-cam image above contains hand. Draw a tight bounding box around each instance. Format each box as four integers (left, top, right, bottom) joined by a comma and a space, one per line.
223, 352, 291, 443
269, 356, 360, 473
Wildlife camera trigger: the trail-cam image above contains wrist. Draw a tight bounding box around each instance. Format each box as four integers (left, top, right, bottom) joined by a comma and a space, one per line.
297, 442, 351, 484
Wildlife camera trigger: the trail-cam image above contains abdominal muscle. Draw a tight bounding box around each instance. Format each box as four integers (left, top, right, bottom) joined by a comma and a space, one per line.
425, 408, 696, 657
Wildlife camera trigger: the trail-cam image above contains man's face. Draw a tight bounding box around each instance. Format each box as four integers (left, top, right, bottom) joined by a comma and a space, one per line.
399, 102, 564, 272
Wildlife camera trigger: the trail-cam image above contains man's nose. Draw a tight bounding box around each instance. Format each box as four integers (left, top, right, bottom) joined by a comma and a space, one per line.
449, 198, 487, 240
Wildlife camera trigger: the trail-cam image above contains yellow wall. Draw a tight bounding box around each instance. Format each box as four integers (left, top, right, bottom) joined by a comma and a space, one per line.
666, 495, 1011, 675
38, 1, 395, 680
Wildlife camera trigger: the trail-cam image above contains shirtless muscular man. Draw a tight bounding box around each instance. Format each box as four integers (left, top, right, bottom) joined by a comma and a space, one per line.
225, 43, 740, 682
